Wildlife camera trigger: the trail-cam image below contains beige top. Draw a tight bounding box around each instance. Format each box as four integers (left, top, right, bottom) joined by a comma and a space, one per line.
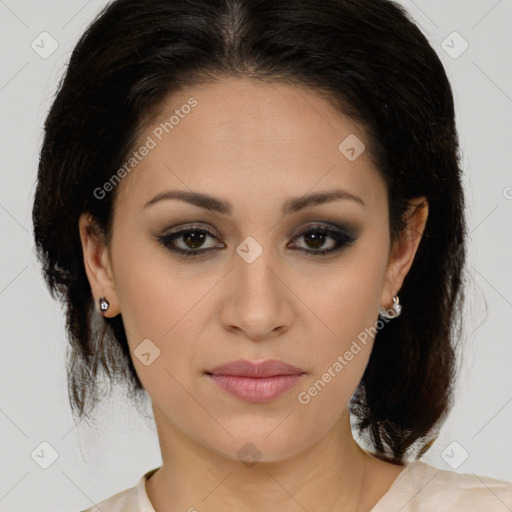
80, 460, 512, 511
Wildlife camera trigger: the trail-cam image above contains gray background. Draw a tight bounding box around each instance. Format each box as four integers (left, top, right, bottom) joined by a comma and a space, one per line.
0, 0, 511, 510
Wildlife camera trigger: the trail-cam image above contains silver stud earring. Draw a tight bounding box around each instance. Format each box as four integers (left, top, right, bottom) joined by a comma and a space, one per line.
98, 296, 110, 312
379, 295, 402, 319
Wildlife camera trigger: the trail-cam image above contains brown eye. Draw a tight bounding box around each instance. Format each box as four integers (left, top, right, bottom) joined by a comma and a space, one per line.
177, 230, 210, 250
157, 226, 223, 257
156, 223, 357, 259
289, 225, 357, 255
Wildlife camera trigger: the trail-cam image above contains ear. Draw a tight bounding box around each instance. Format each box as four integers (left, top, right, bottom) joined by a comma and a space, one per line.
380, 196, 429, 311
78, 213, 120, 317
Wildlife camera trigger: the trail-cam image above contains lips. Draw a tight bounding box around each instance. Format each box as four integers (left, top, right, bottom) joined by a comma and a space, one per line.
206, 359, 305, 378
205, 359, 306, 403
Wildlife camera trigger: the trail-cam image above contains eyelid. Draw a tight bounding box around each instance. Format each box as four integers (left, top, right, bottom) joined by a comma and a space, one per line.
292, 221, 358, 239
159, 220, 357, 242
287, 223, 357, 253
156, 220, 358, 258
163, 222, 223, 239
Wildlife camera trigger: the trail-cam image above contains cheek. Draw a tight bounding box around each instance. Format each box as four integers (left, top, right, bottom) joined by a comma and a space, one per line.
301, 239, 388, 396
111, 228, 180, 338
110, 235, 210, 379
313, 251, 387, 345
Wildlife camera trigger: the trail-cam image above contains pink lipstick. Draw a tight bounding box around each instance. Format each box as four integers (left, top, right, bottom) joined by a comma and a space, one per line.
206, 359, 306, 403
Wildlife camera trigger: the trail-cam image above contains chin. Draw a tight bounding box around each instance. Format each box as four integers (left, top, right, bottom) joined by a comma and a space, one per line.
196, 422, 322, 466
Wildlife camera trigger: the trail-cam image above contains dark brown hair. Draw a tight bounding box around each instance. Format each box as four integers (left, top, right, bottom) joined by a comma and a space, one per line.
32, 0, 467, 464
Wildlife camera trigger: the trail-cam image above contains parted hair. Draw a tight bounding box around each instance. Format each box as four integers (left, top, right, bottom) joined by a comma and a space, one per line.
32, 0, 467, 464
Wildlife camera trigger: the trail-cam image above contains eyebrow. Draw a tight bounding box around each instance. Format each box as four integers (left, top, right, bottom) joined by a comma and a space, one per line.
142, 188, 365, 215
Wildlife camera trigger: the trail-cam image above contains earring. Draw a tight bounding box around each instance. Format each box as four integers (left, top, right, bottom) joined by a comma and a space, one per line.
379, 295, 402, 319
98, 296, 110, 313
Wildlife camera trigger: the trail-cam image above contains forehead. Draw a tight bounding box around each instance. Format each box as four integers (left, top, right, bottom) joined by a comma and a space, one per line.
114, 77, 386, 216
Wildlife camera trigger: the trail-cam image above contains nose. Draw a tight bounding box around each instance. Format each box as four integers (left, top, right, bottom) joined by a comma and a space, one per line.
219, 243, 293, 342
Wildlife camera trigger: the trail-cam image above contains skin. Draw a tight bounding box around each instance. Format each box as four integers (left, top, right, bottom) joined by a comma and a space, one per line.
79, 77, 428, 512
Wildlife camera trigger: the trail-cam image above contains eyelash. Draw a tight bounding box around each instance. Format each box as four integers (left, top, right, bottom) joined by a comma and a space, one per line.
156, 223, 357, 259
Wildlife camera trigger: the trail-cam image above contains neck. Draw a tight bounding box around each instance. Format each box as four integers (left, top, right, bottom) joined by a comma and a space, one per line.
146, 406, 385, 512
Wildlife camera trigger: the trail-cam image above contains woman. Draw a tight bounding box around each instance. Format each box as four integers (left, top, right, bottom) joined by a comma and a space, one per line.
32, 0, 512, 510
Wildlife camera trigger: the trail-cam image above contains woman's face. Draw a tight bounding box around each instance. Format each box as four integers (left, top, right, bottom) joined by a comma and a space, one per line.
81, 77, 424, 463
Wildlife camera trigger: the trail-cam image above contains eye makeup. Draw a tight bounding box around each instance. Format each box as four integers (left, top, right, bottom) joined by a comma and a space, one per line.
154, 220, 359, 259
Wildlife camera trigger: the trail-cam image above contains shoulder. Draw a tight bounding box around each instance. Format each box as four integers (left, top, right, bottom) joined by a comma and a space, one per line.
77, 467, 159, 512
379, 460, 512, 512
78, 485, 138, 512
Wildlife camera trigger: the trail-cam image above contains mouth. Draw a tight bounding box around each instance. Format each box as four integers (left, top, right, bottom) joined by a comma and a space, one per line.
205, 359, 306, 403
